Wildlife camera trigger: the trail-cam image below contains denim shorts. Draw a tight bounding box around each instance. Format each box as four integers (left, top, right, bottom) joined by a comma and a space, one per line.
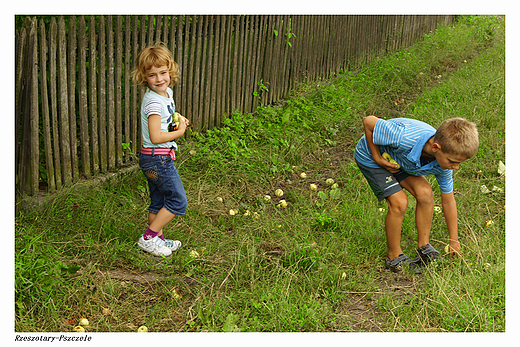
356, 161, 411, 202
139, 152, 187, 216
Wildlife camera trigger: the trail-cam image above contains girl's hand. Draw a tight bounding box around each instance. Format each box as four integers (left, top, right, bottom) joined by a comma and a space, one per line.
179, 115, 190, 128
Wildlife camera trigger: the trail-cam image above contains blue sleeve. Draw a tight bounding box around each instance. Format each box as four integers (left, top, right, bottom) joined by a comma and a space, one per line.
373, 119, 404, 148
435, 170, 454, 194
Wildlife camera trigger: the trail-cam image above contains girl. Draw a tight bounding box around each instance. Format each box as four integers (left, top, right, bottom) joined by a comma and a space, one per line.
131, 43, 190, 256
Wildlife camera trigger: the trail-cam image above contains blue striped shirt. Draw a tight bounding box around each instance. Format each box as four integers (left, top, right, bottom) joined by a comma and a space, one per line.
355, 118, 453, 194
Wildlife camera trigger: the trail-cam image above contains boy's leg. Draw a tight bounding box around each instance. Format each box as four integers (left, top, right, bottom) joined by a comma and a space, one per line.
398, 175, 434, 248
385, 190, 409, 260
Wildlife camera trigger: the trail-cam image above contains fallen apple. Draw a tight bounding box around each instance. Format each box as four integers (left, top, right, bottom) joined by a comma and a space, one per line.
169, 112, 181, 131
300, 172, 307, 178
382, 152, 400, 169
79, 318, 89, 326
137, 325, 148, 333
309, 183, 318, 191
73, 326, 85, 333
264, 195, 271, 202
276, 199, 288, 208
275, 189, 284, 197
216, 197, 224, 203
498, 161, 505, 175
172, 288, 182, 300
326, 178, 335, 186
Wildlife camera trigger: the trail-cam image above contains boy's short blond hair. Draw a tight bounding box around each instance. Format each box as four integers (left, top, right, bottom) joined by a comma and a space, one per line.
434, 118, 479, 158
131, 43, 180, 88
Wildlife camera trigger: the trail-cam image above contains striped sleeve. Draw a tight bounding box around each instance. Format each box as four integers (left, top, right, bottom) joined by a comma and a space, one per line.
435, 170, 454, 194
143, 100, 163, 117
373, 119, 404, 148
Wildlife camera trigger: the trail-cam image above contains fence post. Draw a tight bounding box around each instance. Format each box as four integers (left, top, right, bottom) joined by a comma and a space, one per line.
39, 18, 56, 192
88, 15, 99, 175
15, 25, 25, 194
28, 18, 39, 195
115, 15, 123, 167
107, 15, 116, 171
68, 17, 78, 182
123, 15, 131, 162
78, 16, 91, 179
58, 17, 72, 186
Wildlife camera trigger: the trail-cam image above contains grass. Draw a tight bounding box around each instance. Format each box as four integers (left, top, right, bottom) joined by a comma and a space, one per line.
14, 15, 505, 335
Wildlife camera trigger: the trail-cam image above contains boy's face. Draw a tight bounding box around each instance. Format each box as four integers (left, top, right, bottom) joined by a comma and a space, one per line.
432, 143, 468, 170
145, 65, 170, 97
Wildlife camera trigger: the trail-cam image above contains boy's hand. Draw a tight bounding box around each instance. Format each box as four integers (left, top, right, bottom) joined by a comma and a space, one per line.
376, 156, 401, 173
445, 240, 461, 257
381, 152, 401, 173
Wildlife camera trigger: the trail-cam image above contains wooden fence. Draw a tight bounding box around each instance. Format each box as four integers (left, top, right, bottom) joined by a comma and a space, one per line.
15, 15, 454, 196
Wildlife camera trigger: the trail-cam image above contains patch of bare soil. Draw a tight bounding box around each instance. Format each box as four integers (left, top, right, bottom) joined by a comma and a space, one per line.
336, 268, 424, 332
99, 269, 167, 284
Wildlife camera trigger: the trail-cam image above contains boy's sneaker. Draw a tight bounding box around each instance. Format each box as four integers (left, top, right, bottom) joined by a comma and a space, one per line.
138, 235, 172, 257
416, 243, 441, 264
164, 239, 182, 252
385, 253, 411, 273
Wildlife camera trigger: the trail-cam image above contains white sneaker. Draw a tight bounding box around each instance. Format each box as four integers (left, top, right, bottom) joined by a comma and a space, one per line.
137, 235, 172, 257
164, 239, 182, 252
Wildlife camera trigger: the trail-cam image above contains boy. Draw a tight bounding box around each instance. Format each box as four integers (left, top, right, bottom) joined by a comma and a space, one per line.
355, 116, 479, 272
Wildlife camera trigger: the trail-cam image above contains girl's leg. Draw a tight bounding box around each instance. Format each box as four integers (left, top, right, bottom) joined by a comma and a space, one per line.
148, 212, 163, 236
385, 190, 409, 260
149, 208, 176, 236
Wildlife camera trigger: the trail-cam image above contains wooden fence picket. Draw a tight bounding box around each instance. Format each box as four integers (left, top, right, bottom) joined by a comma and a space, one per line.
78, 16, 90, 178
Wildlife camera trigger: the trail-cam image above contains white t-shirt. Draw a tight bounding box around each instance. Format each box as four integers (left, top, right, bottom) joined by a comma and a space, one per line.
140, 87, 177, 149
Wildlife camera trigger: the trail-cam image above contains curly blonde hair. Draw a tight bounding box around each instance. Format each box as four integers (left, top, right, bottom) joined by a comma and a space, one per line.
434, 118, 479, 158
131, 43, 180, 88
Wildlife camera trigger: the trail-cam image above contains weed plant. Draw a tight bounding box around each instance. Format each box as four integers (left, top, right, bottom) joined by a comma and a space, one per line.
15, 15, 505, 333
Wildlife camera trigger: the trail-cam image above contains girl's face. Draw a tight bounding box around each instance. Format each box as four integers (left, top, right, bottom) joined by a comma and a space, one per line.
145, 65, 170, 97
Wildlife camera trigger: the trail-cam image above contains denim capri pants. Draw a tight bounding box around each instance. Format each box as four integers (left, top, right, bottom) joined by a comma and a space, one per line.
139, 151, 187, 216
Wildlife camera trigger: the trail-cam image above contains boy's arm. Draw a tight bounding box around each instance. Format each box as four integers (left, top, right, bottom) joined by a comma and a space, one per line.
363, 116, 400, 172
148, 114, 188, 144
441, 191, 461, 255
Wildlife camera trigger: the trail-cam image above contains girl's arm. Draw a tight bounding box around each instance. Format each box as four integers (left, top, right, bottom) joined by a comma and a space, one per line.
148, 114, 188, 145
441, 191, 461, 256
363, 116, 400, 171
